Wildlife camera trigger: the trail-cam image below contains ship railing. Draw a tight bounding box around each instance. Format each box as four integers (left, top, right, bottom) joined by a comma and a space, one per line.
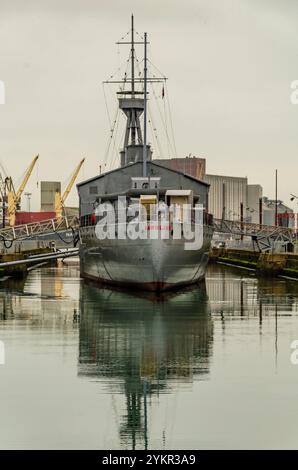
81, 207, 214, 228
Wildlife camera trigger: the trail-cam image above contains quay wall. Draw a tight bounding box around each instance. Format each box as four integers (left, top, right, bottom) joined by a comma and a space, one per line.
210, 248, 298, 278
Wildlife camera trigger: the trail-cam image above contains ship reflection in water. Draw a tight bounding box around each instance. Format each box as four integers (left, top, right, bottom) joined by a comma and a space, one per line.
78, 282, 213, 450
1, 264, 298, 449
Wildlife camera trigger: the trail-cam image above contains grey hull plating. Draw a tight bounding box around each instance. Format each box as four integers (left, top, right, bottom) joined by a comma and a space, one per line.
79, 225, 213, 291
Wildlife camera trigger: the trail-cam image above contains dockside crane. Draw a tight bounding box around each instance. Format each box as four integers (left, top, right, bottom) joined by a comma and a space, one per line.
0, 174, 15, 228
7, 155, 39, 226
55, 158, 85, 219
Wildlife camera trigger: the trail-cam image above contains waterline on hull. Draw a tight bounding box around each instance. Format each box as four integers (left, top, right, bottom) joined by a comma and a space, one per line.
79, 227, 213, 292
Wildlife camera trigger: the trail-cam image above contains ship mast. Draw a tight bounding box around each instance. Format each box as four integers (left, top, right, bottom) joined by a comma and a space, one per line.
143, 32, 147, 177
131, 15, 135, 98
131, 15, 136, 145
103, 16, 166, 169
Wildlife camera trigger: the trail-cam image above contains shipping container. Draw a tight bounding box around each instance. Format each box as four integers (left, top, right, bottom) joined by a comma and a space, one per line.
15, 211, 56, 225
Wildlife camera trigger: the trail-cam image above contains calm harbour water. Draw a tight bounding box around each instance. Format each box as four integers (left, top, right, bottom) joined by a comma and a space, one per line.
0, 262, 298, 450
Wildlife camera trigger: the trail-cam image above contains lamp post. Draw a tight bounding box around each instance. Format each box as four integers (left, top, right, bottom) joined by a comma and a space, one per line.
240, 202, 244, 241
290, 194, 298, 235
259, 198, 263, 226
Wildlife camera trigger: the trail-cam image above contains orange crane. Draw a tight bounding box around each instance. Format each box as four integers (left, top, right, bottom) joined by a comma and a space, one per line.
7, 155, 39, 226
55, 158, 85, 219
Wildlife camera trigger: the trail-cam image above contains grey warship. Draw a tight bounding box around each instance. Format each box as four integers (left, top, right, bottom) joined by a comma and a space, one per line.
77, 17, 214, 291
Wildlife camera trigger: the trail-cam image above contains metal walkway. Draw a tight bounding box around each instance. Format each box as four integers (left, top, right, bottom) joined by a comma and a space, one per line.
0, 216, 293, 252
0, 248, 79, 268
0, 216, 79, 241
213, 218, 294, 251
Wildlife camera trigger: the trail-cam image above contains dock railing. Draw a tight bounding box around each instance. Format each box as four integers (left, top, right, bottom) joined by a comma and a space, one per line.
0, 216, 79, 241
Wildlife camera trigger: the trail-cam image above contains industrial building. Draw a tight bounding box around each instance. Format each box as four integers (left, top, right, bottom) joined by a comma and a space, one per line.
40, 181, 61, 212
15, 181, 60, 225
39, 180, 80, 219
155, 158, 256, 222
262, 197, 295, 228
154, 157, 295, 228
205, 174, 248, 221
247, 185, 263, 224
15, 178, 80, 225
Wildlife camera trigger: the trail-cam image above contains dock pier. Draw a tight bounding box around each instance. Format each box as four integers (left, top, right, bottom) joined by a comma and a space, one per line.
210, 247, 298, 279
0, 216, 79, 277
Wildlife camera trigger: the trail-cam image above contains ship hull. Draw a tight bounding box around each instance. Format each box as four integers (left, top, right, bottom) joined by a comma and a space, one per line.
79, 225, 213, 292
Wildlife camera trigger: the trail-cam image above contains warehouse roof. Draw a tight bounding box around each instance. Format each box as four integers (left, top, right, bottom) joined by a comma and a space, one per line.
77, 160, 209, 188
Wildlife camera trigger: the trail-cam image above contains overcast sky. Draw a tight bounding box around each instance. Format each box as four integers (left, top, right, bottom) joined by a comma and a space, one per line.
0, 0, 297, 210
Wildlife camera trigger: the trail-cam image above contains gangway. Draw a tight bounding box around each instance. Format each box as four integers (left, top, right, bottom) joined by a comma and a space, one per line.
213, 218, 294, 252
0, 215, 79, 242
0, 214, 294, 253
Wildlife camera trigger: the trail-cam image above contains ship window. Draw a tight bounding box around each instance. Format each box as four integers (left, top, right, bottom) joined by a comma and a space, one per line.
89, 186, 98, 195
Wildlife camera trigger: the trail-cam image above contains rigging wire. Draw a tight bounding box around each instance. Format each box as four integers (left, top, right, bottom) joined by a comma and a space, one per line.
147, 58, 167, 79
134, 51, 162, 155
135, 30, 144, 41
163, 88, 170, 157
103, 29, 130, 82
103, 107, 119, 169
102, 30, 177, 167
135, 49, 174, 157
148, 58, 177, 158
108, 108, 122, 170
102, 51, 131, 168
139, 47, 176, 157
148, 104, 163, 157
148, 115, 157, 156
150, 81, 175, 157
110, 123, 125, 170
164, 81, 178, 158
108, 58, 131, 167
102, 83, 112, 130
